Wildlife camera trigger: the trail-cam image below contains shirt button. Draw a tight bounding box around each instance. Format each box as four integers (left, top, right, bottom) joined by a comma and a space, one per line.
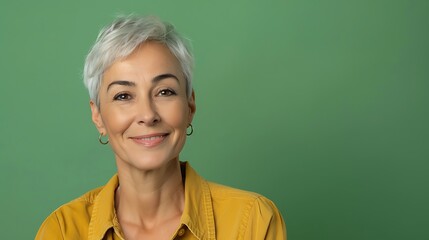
177, 228, 186, 237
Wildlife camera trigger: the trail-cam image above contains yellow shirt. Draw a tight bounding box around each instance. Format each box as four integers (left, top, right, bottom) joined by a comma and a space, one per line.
36, 162, 286, 239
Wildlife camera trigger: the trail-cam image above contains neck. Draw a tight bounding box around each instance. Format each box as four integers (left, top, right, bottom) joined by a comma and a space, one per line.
115, 160, 185, 229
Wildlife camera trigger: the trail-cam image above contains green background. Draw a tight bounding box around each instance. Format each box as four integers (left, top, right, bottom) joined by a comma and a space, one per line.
1, 1, 428, 239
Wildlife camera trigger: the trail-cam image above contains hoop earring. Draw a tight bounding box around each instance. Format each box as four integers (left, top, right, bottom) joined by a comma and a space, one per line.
98, 133, 109, 145
186, 124, 194, 136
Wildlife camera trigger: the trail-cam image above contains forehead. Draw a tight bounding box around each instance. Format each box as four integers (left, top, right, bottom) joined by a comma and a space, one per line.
102, 41, 184, 85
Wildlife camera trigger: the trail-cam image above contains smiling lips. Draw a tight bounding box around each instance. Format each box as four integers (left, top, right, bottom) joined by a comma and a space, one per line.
130, 133, 169, 147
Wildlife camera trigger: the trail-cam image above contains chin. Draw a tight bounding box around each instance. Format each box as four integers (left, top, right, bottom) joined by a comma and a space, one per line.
117, 154, 179, 172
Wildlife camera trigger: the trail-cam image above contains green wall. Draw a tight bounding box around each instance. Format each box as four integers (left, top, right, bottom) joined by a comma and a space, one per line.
1, 1, 428, 239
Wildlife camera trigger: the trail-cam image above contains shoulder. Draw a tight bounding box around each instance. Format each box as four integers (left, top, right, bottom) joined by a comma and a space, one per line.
208, 181, 265, 205
54, 185, 103, 219
208, 181, 279, 215
35, 186, 103, 239
207, 182, 287, 239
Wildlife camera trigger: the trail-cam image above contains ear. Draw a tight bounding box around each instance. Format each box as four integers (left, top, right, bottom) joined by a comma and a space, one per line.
187, 90, 196, 124
90, 101, 106, 134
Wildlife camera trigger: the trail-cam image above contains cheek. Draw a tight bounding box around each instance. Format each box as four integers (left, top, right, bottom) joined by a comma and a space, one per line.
101, 107, 133, 135
161, 102, 189, 128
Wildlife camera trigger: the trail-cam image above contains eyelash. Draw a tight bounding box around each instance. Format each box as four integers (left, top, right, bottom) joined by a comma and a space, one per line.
112, 89, 176, 101
113, 93, 132, 101
158, 88, 176, 96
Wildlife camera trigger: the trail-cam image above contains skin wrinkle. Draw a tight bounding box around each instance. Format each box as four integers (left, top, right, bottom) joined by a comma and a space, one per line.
90, 41, 196, 239
36, 16, 286, 240
107, 73, 180, 92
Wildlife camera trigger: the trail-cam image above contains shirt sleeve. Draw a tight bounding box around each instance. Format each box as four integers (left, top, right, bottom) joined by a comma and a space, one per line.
242, 196, 287, 240
35, 212, 64, 240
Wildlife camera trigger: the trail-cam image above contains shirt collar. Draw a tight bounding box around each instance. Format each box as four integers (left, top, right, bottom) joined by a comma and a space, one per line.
180, 161, 216, 239
88, 174, 119, 240
87, 162, 216, 240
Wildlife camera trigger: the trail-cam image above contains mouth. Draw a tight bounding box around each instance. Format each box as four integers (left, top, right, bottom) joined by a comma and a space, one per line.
130, 133, 169, 147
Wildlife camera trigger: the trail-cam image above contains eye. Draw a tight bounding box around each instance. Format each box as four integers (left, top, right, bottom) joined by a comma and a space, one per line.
158, 89, 176, 97
113, 93, 132, 101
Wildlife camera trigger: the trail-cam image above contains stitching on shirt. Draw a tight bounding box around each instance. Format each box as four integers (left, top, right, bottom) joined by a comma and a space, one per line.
80, 186, 103, 204
202, 179, 215, 240
87, 194, 98, 240
237, 196, 260, 240
54, 211, 65, 240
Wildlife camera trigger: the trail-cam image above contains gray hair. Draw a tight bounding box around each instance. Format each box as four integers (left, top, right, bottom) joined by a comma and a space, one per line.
83, 16, 194, 107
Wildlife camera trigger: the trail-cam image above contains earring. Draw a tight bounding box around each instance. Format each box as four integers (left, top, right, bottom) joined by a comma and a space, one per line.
186, 124, 194, 136
98, 133, 109, 145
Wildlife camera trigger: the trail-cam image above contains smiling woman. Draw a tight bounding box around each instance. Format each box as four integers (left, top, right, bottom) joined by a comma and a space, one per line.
35, 16, 286, 240
92, 42, 193, 173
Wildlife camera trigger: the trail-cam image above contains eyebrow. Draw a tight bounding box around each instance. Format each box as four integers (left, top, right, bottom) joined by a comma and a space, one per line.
107, 80, 135, 91
153, 73, 179, 83
106, 73, 179, 92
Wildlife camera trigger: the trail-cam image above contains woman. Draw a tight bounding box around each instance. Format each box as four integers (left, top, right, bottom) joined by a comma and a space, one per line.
36, 16, 286, 240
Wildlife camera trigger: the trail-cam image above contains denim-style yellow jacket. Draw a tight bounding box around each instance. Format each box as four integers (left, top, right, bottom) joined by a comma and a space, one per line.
36, 162, 286, 239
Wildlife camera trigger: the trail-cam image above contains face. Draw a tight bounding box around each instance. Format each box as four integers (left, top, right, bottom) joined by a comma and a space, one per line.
90, 41, 196, 171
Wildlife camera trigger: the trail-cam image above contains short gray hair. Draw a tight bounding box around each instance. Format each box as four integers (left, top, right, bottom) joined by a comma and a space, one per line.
83, 16, 194, 107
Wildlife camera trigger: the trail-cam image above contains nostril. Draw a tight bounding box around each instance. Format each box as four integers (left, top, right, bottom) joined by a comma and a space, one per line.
152, 118, 160, 124
137, 115, 160, 125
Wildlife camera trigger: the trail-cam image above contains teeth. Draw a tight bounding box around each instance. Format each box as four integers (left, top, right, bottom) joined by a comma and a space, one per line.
141, 136, 163, 140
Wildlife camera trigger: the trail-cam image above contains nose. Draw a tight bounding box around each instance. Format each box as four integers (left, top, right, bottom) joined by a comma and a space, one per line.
135, 97, 160, 126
